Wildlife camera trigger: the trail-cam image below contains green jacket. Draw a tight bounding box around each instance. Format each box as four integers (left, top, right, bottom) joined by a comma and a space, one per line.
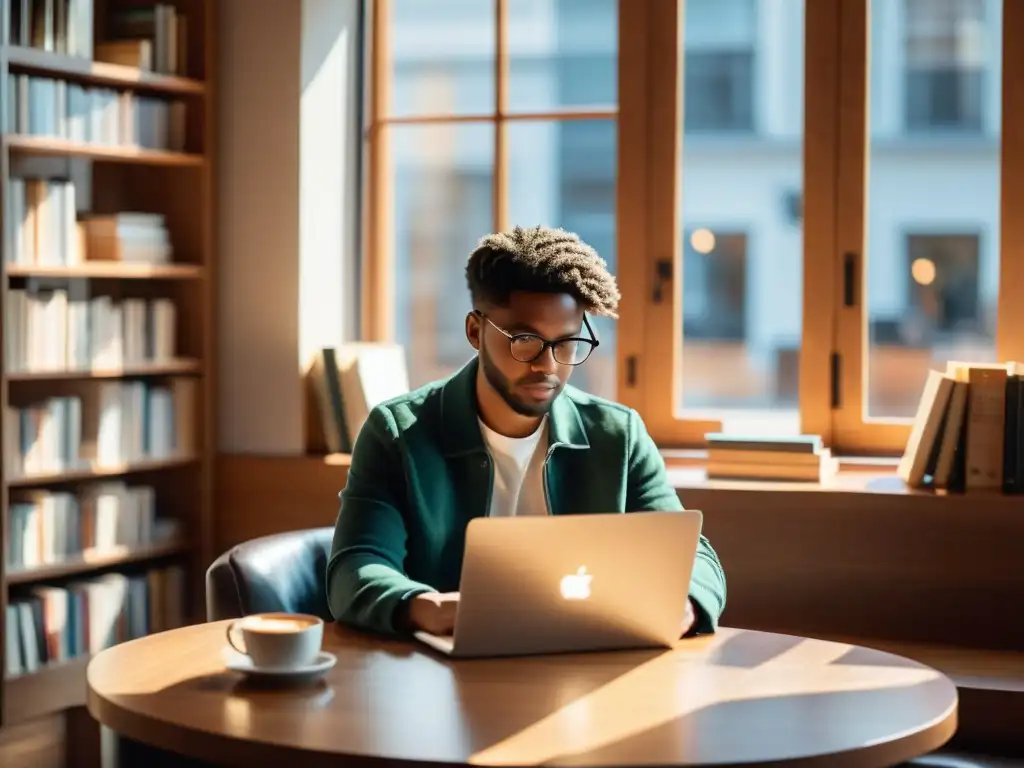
326, 358, 726, 636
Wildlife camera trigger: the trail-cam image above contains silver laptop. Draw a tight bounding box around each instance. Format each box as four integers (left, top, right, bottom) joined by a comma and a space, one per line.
414, 510, 704, 658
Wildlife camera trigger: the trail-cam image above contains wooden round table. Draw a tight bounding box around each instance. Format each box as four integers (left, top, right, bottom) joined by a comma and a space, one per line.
87, 620, 957, 768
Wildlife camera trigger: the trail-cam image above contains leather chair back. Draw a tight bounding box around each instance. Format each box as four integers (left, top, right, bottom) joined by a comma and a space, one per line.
205, 528, 335, 622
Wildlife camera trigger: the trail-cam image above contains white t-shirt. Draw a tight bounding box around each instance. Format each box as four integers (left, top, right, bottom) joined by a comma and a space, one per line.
478, 417, 550, 517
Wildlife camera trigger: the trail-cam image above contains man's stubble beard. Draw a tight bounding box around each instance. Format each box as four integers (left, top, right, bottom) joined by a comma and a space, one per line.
479, 341, 560, 418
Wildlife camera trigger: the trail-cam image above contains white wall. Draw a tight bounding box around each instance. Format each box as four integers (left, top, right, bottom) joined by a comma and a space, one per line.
217, 0, 361, 453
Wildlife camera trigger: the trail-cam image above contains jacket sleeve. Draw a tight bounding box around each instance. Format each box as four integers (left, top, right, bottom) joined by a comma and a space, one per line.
624, 409, 727, 634
325, 406, 436, 634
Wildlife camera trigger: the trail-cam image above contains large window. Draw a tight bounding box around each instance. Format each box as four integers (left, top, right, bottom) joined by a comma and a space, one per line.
362, 0, 1024, 456
836, 0, 1010, 451
368, 0, 618, 396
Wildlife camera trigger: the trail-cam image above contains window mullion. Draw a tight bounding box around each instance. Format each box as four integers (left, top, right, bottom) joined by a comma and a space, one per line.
493, 0, 508, 232
364, 0, 395, 342
614, 0, 654, 416
998, 0, 1024, 365
800, 0, 844, 444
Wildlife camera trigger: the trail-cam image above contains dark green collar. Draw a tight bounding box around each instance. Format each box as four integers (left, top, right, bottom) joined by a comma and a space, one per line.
439, 358, 590, 457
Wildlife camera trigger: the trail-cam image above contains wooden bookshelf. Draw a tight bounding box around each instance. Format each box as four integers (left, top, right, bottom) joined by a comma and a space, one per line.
3, 653, 90, 725
6, 537, 186, 585
6, 261, 203, 278
6, 455, 199, 487
6, 357, 201, 380
6, 43, 205, 95
0, 0, 216, 743
7, 134, 204, 165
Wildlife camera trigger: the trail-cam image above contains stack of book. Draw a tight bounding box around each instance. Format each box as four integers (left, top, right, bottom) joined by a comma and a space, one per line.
6, 377, 197, 478
6, 174, 175, 267
7, 75, 187, 150
6, 288, 177, 372
6, 482, 182, 571
305, 343, 410, 453
898, 361, 1023, 493
4, 563, 187, 678
705, 433, 838, 483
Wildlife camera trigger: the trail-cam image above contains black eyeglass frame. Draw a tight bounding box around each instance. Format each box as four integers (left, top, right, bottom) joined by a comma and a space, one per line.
472, 310, 601, 366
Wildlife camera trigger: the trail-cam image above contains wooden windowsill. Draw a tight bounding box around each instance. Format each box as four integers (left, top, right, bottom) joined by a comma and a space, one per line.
313, 450, 991, 499
312, 449, 1022, 500
317, 450, 920, 496
665, 466, 920, 495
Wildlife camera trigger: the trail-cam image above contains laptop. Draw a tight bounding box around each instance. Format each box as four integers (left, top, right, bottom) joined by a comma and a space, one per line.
413, 510, 704, 658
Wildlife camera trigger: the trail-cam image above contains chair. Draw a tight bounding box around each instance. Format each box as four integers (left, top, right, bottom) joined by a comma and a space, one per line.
205, 527, 335, 622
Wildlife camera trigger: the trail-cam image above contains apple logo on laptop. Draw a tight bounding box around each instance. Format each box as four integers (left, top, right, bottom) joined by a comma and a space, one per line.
560, 566, 592, 600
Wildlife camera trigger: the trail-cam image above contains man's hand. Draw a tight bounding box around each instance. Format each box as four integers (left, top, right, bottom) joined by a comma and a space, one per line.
679, 598, 697, 637
406, 592, 460, 635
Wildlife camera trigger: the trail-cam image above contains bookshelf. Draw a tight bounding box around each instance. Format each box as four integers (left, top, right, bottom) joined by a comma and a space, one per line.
0, 0, 214, 733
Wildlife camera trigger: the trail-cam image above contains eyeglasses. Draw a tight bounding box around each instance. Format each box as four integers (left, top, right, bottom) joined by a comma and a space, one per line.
475, 311, 600, 366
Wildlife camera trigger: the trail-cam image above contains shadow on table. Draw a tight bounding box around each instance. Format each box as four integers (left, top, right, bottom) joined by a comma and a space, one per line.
447, 631, 956, 767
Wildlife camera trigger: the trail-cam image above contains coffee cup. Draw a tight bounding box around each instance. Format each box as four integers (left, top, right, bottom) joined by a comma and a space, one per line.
225, 612, 324, 669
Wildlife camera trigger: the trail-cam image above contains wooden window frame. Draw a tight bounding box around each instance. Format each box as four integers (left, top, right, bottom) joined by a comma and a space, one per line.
360, 0, 1024, 458
831, 0, 1024, 455
361, 0, 618, 344
617, 0, 840, 449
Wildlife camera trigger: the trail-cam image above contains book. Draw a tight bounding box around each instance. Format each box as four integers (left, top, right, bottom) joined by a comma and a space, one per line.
898, 361, 1024, 493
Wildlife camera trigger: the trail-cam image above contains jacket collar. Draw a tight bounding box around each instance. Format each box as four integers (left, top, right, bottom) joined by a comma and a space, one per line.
439, 358, 590, 457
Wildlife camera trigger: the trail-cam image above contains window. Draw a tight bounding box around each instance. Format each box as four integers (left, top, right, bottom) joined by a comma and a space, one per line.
683, 0, 756, 132
904, 0, 986, 132
684, 52, 755, 133
394, 167, 492, 381
905, 233, 983, 339
362, 0, 1024, 456
365, 0, 619, 397
682, 230, 747, 342
831, 0, 1010, 450
632, 0, 803, 443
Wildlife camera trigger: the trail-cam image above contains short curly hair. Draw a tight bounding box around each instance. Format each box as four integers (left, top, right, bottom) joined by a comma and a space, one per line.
465, 225, 621, 318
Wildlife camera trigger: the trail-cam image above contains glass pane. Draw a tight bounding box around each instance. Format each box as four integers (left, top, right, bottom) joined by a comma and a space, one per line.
507, 119, 618, 400
391, 124, 495, 388
866, 0, 1001, 418
679, 0, 803, 436
506, 0, 617, 112
388, 0, 495, 117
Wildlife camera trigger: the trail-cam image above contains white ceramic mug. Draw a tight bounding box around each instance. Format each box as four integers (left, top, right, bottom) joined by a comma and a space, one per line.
225, 612, 324, 669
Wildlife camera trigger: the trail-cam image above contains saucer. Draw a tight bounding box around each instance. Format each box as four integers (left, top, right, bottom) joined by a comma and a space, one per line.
223, 648, 337, 684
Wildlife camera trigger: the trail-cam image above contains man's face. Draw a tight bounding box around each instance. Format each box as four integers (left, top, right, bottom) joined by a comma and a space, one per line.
470, 291, 585, 417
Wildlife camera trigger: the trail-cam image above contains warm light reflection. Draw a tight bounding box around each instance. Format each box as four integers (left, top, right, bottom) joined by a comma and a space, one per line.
82, 544, 130, 561
94, 576, 129, 653
468, 637, 941, 766
911, 257, 936, 285
690, 227, 716, 254
93, 625, 230, 695
224, 696, 253, 731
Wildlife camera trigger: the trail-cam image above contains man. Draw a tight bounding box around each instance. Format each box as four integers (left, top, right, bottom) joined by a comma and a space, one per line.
326, 225, 726, 638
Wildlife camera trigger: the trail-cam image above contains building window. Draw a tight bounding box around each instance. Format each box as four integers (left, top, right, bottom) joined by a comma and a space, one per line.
904, 233, 982, 340
683, 230, 747, 341
684, 52, 755, 132
682, 0, 756, 133
904, 0, 985, 132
